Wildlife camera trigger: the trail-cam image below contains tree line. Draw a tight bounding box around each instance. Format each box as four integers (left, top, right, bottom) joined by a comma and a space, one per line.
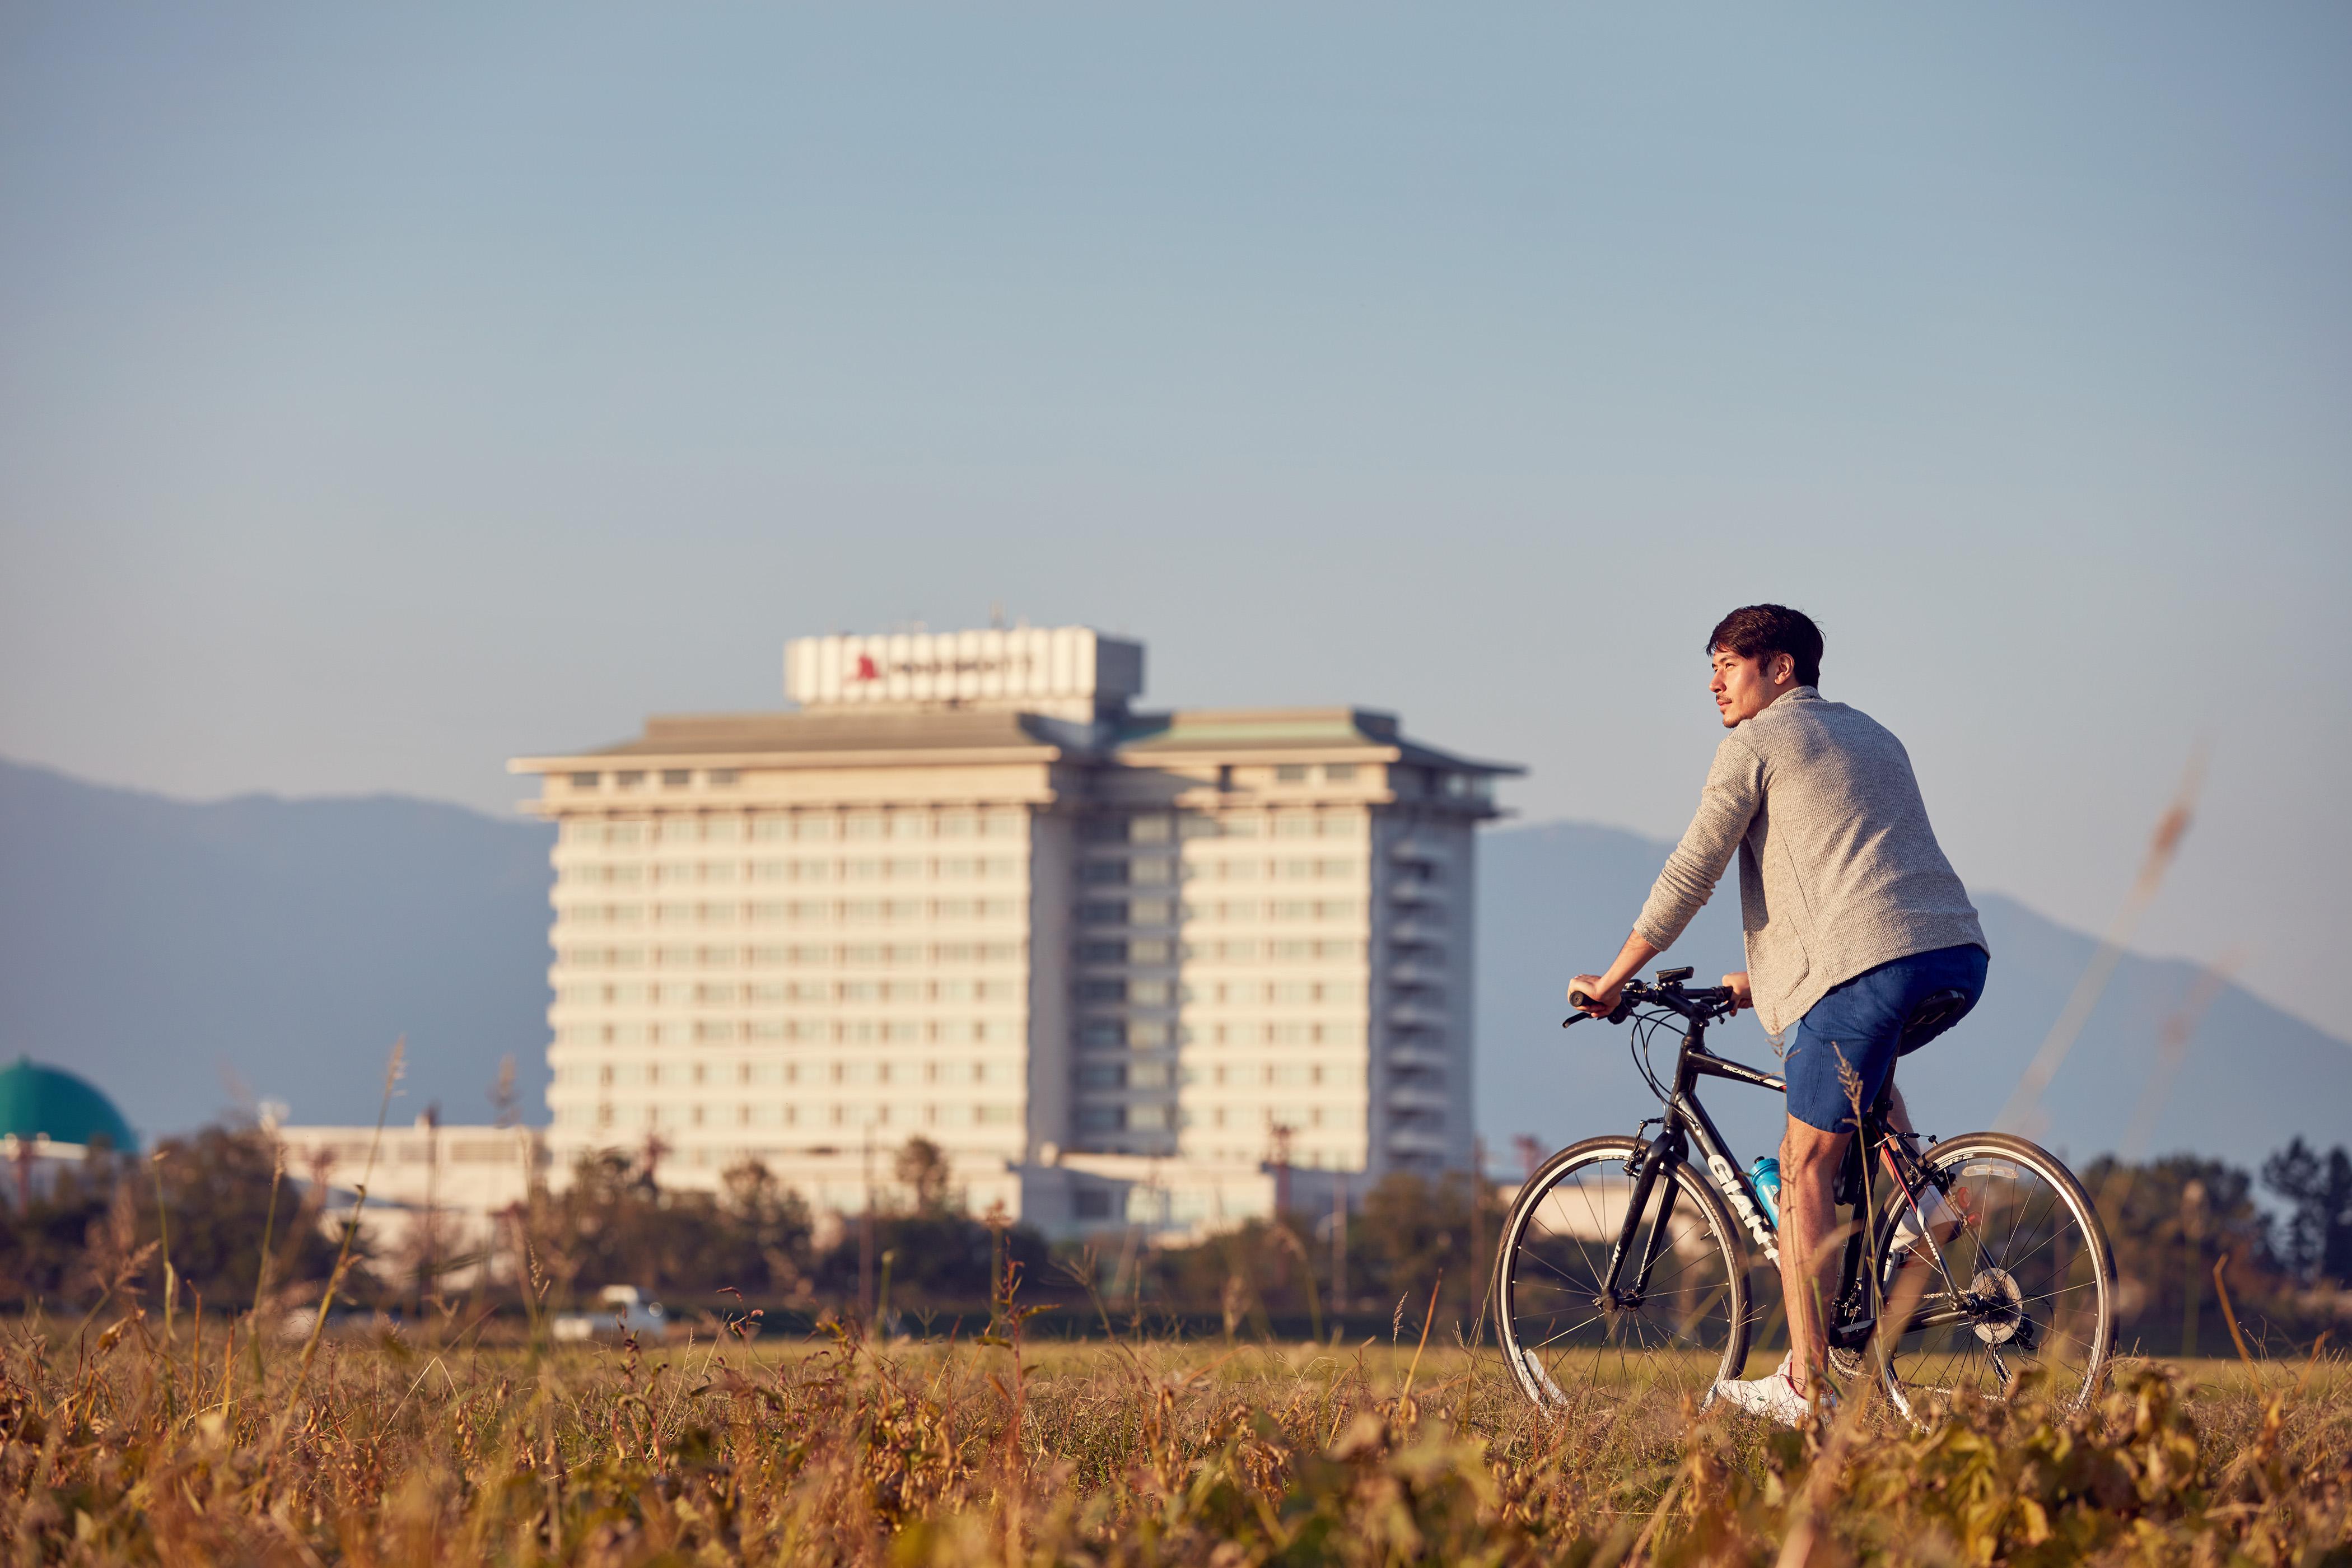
3, 1124, 2346, 1350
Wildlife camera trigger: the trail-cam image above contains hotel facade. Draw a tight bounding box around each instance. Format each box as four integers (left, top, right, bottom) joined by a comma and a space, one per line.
510, 627, 1515, 1239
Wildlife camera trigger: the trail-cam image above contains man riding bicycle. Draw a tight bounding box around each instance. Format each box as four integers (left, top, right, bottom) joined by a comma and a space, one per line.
1570, 604, 1989, 1424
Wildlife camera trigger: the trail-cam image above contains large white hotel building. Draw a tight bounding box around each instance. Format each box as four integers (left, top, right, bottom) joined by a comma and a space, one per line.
509, 627, 1515, 1239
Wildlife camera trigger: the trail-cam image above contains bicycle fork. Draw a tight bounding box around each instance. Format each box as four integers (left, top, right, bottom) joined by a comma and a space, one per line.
1598, 1136, 1686, 1313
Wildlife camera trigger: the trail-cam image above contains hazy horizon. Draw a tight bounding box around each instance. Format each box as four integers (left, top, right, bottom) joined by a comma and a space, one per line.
4, 6, 2348, 1038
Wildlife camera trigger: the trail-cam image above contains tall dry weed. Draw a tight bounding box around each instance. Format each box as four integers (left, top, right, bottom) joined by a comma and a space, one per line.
1, 1306, 2345, 1566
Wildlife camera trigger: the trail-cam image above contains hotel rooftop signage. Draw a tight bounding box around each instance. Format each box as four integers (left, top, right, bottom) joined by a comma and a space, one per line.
785, 626, 1145, 717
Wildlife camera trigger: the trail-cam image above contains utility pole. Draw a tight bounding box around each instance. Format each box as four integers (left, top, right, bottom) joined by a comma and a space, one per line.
2182, 1178, 2205, 1357
1472, 1135, 1489, 1320
1331, 1169, 1347, 1328
1271, 1124, 1294, 1217
859, 1122, 876, 1325
421, 1102, 441, 1317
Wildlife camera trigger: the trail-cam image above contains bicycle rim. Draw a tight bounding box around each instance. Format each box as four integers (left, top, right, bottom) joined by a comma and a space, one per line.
1495, 1136, 1751, 1412
1872, 1132, 2115, 1421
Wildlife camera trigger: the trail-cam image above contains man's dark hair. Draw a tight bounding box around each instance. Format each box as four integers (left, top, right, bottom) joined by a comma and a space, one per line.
1707, 604, 1823, 688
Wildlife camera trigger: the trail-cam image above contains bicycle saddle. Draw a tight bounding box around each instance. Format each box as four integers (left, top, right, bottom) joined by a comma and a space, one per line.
1897, 988, 1972, 1054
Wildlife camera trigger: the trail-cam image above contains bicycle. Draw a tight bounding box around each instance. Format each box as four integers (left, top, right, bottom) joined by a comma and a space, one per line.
1490, 967, 2117, 1426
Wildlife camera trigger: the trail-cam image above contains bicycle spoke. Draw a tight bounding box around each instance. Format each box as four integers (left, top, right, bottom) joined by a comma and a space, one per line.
1501, 1142, 1747, 1413
1874, 1140, 2111, 1420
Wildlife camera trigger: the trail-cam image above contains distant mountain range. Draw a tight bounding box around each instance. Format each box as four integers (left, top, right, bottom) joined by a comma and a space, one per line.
0, 758, 556, 1135
2, 758, 2344, 1174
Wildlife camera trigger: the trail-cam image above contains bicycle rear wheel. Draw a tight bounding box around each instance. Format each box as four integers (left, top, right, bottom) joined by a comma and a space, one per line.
1493, 1135, 1752, 1413
1868, 1131, 2115, 1421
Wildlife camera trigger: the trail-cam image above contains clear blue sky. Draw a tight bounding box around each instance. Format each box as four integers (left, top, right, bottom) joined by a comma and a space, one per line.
3, 4, 2348, 1036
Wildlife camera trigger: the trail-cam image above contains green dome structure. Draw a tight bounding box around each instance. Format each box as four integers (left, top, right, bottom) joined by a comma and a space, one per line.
0, 1057, 138, 1152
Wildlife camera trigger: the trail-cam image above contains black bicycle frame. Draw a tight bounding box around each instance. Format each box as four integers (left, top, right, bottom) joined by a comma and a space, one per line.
1599, 1012, 1788, 1301
1594, 1009, 1978, 1337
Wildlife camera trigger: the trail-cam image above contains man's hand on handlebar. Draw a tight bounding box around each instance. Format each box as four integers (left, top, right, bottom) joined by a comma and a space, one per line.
1567, 974, 1621, 1017
1721, 972, 1752, 1014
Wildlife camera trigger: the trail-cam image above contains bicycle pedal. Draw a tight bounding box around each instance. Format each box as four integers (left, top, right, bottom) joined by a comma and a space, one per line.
1827, 1317, 1877, 1351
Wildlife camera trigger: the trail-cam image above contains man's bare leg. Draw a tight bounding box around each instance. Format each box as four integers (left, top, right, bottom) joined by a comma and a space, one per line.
1779, 1116, 1850, 1396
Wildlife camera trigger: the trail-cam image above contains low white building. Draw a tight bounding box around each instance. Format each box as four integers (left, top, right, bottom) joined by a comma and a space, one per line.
268, 1117, 544, 1285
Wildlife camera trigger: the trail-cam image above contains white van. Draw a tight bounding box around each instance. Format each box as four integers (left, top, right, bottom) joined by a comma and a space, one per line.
552, 1284, 672, 1342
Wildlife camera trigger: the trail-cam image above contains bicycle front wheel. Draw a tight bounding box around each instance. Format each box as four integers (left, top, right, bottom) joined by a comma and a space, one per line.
1869, 1131, 2116, 1421
1493, 1135, 1753, 1413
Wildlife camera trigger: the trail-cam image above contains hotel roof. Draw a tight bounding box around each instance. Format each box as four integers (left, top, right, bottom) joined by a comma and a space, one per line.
512, 705, 1519, 777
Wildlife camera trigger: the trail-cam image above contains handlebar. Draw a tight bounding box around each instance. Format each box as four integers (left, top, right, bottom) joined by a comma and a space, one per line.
1563, 976, 1741, 1030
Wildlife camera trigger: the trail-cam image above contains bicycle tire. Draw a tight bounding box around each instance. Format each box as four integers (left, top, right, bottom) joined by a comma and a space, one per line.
1493, 1135, 1754, 1413
1864, 1131, 2116, 1421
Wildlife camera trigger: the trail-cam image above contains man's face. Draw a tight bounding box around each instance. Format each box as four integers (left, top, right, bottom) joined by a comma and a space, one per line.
1710, 646, 1795, 727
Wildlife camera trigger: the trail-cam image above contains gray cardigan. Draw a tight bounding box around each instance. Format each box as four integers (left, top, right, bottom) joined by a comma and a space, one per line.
1633, 688, 1987, 1040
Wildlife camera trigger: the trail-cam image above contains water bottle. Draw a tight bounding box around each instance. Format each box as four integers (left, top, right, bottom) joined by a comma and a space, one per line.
1748, 1156, 1782, 1227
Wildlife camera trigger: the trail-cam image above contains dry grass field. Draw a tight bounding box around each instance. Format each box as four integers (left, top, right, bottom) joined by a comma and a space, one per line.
3, 1304, 2348, 1567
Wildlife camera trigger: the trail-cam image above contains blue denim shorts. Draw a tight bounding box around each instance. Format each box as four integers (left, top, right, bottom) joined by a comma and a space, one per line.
1784, 944, 1989, 1132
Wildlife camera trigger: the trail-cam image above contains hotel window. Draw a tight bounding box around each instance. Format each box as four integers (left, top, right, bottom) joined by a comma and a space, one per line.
709, 769, 738, 786
1275, 764, 1310, 783
570, 772, 601, 788
1079, 901, 1127, 925
1323, 764, 1356, 782
616, 771, 646, 789
662, 770, 692, 787
1079, 1021, 1125, 1047
1075, 941, 1127, 963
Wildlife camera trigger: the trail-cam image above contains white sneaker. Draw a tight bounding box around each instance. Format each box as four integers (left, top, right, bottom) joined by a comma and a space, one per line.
1704, 1354, 1823, 1426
